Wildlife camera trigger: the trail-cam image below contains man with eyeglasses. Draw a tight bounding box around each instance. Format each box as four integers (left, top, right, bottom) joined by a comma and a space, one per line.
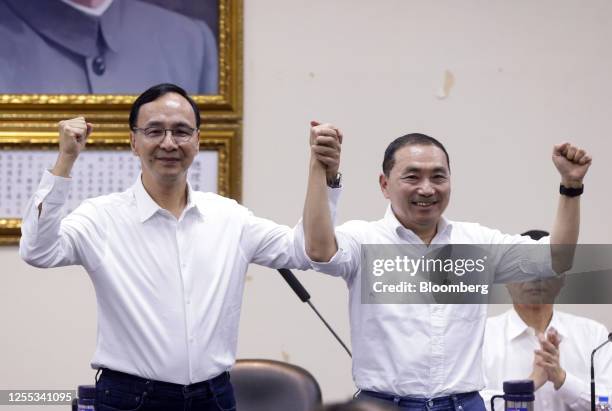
19, 83, 342, 411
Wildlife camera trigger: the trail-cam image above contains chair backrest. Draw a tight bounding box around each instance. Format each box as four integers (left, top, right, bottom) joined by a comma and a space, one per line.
231, 359, 322, 411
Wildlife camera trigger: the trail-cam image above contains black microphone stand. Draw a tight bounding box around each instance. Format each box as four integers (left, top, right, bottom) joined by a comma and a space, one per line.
591, 332, 612, 411
277, 268, 352, 357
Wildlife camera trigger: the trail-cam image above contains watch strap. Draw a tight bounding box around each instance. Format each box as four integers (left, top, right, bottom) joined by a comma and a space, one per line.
559, 184, 584, 197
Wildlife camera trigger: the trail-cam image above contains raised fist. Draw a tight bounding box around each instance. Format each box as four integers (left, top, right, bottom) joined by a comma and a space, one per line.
58, 117, 93, 158
552, 143, 591, 186
310, 120, 343, 177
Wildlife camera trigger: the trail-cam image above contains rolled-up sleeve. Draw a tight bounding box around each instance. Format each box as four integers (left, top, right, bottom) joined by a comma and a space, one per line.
307, 222, 362, 282
489, 230, 556, 283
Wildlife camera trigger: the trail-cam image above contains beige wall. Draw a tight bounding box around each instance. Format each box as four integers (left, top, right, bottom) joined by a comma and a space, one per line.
2, 0, 612, 408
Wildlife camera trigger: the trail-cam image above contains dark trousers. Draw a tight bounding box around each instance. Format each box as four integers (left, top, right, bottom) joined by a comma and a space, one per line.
95, 368, 236, 411
358, 390, 486, 411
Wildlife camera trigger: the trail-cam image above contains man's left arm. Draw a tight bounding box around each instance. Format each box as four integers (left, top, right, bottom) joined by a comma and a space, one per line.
537, 329, 612, 410
549, 143, 592, 273
535, 330, 566, 391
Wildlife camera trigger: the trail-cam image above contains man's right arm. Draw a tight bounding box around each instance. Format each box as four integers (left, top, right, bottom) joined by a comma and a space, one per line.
50, 117, 91, 177
303, 122, 340, 262
20, 117, 93, 268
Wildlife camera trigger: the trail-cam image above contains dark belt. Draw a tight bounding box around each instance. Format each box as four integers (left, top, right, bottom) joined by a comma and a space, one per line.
98, 368, 230, 397
360, 389, 480, 408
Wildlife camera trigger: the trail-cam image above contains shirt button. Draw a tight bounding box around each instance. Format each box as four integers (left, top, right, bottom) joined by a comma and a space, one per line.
428, 400, 434, 407
92, 55, 105, 75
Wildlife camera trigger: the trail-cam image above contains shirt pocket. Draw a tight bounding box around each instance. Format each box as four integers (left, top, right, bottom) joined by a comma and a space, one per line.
446, 303, 488, 321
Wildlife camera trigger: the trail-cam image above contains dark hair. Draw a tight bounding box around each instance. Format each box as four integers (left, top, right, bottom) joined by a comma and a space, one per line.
521, 229, 549, 241
382, 133, 450, 176
128, 83, 201, 129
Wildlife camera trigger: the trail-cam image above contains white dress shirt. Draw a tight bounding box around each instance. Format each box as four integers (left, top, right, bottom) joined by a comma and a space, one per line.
308, 206, 553, 398
20, 171, 329, 384
482, 309, 612, 411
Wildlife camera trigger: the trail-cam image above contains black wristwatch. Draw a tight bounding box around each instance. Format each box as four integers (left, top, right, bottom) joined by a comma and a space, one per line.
559, 184, 584, 197
327, 172, 342, 188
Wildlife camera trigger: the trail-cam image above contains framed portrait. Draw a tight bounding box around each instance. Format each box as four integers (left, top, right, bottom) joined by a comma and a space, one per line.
0, 0, 243, 244
0, 0, 242, 117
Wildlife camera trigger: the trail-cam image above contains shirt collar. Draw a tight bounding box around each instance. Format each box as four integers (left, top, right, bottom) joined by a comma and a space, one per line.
60, 0, 114, 17
5, 0, 121, 57
506, 308, 567, 341
132, 175, 204, 223
384, 205, 453, 242
507, 308, 531, 341
99, 0, 121, 53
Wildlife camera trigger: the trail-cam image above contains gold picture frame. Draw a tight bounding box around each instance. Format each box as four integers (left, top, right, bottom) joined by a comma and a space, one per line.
0, 0, 243, 244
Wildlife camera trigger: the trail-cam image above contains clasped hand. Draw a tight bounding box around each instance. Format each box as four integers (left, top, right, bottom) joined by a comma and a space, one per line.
531, 327, 566, 390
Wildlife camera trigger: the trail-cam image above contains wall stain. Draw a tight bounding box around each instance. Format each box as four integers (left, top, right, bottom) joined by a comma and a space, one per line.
437, 70, 455, 99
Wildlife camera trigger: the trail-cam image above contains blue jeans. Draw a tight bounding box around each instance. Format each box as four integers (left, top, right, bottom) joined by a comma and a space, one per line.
95, 368, 236, 411
358, 390, 486, 411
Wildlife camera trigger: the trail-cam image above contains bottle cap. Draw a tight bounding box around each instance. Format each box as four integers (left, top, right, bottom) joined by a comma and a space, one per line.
502, 380, 535, 402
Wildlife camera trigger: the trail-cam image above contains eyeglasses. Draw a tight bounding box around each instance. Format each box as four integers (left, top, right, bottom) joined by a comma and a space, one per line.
132, 126, 198, 143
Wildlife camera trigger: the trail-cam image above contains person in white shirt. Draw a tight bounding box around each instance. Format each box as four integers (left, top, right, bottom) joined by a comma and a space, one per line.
482, 231, 612, 411
19, 84, 341, 411
302, 125, 592, 411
